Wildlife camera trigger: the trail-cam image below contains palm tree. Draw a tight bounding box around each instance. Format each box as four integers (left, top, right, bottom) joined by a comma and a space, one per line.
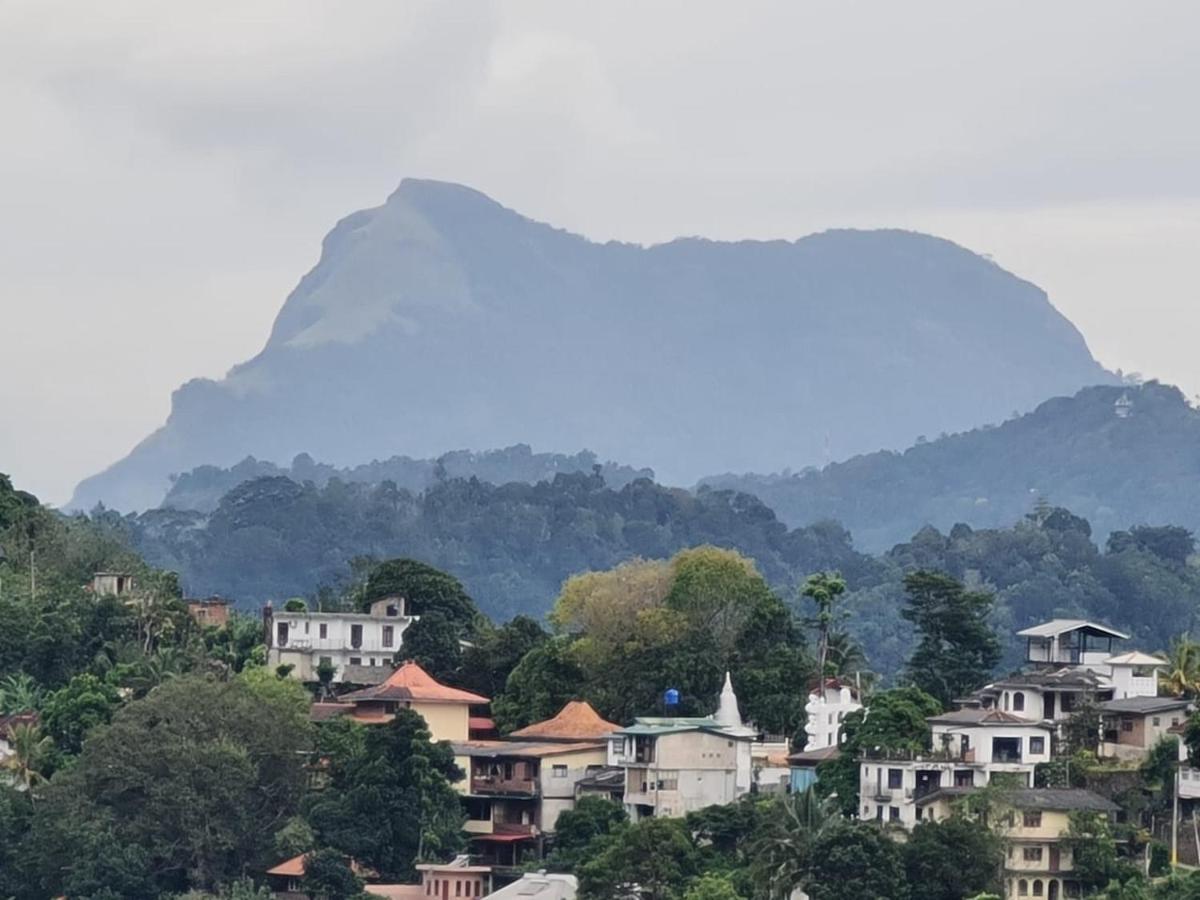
749, 789, 836, 899
1, 721, 53, 791
0, 673, 43, 714
1160, 634, 1200, 698
801, 572, 847, 680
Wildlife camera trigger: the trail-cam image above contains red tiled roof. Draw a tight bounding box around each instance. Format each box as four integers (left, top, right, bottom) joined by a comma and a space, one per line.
340, 660, 490, 706
310, 702, 351, 722
469, 716, 496, 730
267, 853, 373, 878
508, 701, 620, 740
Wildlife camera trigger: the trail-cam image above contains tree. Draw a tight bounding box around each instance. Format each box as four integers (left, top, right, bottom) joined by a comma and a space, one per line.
803, 821, 910, 900
362, 559, 482, 632
398, 611, 464, 684
0, 673, 44, 714
748, 789, 836, 900
817, 687, 941, 816
902, 817, 1003, 900
901, 571, 1000, 707
301, 849, 364, 900
545, 796, 627, 871
578, 817, 702, 900
459, 615, 548, 698
802, 572, 846, 679
41, 672, 123, 754
492, 637, 588, 732
682, 874, 741, 900
305, 708, 464, 880
1161, 634, 1200, 698
1065, 810, 1141, 892
26, 676, 312, 896
0, 721, 55, 791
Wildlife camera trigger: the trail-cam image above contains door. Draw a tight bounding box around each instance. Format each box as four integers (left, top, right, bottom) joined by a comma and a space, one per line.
1045, 692, 1056, 719
1049, 846, 1061, 873
1048, 879, 1059, 900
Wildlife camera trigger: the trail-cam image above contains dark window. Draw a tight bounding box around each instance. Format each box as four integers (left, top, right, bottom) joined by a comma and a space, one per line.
277, 622, 289, 647
1013, 692, 1025, 712
1024, 847, 1043, 862
887, 768, 903, 789
1030, 737, 1046, 754
319, 623, 327, 639
1122, 718, 1134, 732
383, 625, 395, 647
350, 657, 361, 666
1024, 811, 1042, 828
351, 624, 363, 648
888, 806, 900, 821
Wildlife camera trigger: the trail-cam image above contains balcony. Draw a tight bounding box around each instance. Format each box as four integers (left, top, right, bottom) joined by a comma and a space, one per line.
494, 822, 538, 836
471, 774, 540, 796
872, 789, 893, 802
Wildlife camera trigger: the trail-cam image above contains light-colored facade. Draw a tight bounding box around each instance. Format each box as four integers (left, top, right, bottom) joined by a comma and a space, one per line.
90, 571, 135, 598
1017, 620, 1129, 670
859, 710, 1052, 828
267, 597, 416, 683
1098, 697, 1189, 762
612, 723, 753, 820
918, 789, 1117, 900
804, 679, 862, 751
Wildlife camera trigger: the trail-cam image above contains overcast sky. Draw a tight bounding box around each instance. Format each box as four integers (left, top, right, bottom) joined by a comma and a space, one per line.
3, 1, 1198, 504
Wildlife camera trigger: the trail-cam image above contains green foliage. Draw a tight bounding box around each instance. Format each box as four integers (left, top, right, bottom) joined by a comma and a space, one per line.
170, 879, 275, 900
399, 610, 465, 683
492, 637, 588, 732
901, 570, 1001, 706
902, 817, 1003, 900
536, 547, 814, 734
26, 675, 312, 897
1065, 810, 1141, 891
803, 821, 910, 900
459, 614, 549, 698
817, 687, 941, 815
41, 672, 123, 754
544, 796, 628, 872
301, 848, 364, 900
681, 873, 742, 900
746, 790, 836, 899
304, 708, 464, 880
361, 558, 482, 630
578, 817, 702, 900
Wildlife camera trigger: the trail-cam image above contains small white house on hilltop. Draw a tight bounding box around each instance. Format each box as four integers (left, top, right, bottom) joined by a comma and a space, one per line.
804, 678, 862, 751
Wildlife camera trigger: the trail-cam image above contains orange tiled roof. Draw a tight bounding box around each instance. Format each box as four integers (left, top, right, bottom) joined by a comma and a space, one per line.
267, 853, 372, 878
340, 660, 489, 705
508, 701, 620, 740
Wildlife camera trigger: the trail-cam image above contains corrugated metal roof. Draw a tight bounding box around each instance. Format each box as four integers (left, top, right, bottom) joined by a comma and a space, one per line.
1016, 619, 1129, 640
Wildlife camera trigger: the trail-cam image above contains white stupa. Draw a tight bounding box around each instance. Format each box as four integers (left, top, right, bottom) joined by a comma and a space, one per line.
713, 671, 757, 737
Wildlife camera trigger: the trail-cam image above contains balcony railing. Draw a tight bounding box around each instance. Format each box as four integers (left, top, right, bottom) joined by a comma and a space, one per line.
991, 752, 1023, 764
494, 822, 537, 836
860, 747, 976, 763
471, 775, 540, 796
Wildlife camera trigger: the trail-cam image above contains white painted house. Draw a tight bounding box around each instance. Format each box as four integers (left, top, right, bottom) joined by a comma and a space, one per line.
804, 678, 862, 751
266, 596, 417, 684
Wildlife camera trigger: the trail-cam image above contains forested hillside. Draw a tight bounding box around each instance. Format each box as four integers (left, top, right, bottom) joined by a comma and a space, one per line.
161, 445, 653, 513
122, 472, 874, 623
704, 382, 1200, 551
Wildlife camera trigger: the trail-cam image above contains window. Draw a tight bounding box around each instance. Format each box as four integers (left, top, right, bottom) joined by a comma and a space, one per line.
456, 882, 462, 897
1013, 691, 1025, 712
369, 657, 376, 666
350, 623, 363, 648
1018, 880, 1028, 897
1023, 847, 1044, 862
1030, 737, 1045, 754
887, 768, 903, 789
304, 621, 310, 634
350, 657, 362, 666
1122, 717, 1134, 732
888, 806, 900, 821
1153, 717, 1161, 727
863, 805, 870, 816
383, 625, 395, 647
1024, 811, 1042, 828
1032, 880, 1043, 897
552, 764, 568, 778
915, 807, 923, 821
277, 622, 289, 646
319, 656, 332, 668
319, 623, 328, 639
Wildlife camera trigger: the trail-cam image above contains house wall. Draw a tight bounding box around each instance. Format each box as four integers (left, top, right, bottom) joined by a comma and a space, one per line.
268, 607, 414, 683
804, 686, 861, 750
1109, 666, 1161, 699
620, 732, 747, 819
410, 702, 470, 743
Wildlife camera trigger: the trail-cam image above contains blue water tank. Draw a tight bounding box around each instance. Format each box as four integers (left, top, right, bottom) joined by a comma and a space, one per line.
663, 688, 680, 707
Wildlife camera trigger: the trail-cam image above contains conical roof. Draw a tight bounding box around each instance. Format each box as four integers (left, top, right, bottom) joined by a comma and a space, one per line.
339, 659, 489, 704
714, 672, 744, 729
508, 700, 621, 740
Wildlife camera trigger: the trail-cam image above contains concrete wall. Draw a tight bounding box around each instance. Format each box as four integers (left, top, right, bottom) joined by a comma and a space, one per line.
411, 701, 470, 743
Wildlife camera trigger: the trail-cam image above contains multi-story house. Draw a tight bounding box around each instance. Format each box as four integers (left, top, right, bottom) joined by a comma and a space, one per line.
317, 659, 490, 743
1098, 696, 1190, 761
971, 620, 1167, 745
454, 739, 609, 873
266, 596, 417, 684
804, 677, 862, 751
917, 788, 1118, 900
859, 708, 1053, 828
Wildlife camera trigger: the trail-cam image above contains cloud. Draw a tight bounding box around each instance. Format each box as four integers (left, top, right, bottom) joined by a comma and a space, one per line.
2, 0, 1199, 501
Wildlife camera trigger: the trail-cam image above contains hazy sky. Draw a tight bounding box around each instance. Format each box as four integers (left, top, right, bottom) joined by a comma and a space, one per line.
3, 1, 1198, 504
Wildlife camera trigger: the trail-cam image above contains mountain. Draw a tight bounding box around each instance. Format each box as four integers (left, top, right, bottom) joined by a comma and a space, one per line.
160, 445, 653, 513
702, 382, 1200, 552
69, 178, 1115, 511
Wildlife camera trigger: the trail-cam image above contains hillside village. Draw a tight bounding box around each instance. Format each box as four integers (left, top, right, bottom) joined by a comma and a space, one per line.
6, 478, 1200, 899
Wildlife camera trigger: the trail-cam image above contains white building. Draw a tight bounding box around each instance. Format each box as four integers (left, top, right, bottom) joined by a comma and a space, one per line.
266, 596, 417, 684
1016, 620, 1129, 670
804, 678, 862, 751
859, 708, 1053, 829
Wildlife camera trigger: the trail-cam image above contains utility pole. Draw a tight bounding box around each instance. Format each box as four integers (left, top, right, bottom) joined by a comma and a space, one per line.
1173, 765, 1180, 867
